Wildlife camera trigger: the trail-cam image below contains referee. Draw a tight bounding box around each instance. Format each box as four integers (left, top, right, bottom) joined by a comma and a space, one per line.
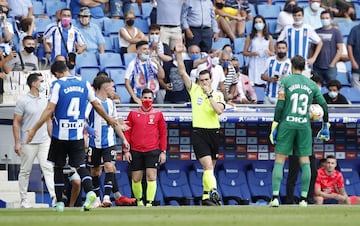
175, 40, 225, 206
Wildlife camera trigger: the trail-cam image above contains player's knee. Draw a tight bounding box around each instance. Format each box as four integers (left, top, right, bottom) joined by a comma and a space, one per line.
103, 162, 113, 172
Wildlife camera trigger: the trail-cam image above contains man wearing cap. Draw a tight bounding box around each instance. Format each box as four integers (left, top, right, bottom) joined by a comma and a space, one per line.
70, 0, 107, 19
76, 7, 105, 54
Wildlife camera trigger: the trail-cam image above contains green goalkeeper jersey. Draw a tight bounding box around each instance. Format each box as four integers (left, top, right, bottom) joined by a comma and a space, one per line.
275, 73, 327, 129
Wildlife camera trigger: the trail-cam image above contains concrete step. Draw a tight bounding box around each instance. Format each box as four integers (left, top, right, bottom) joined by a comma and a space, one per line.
0, 192, 50, 208
0, 170, 8, 181
0, 181, 19, 192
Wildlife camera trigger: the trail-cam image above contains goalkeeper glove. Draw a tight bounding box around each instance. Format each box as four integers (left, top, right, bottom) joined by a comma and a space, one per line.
317, 122, 330, 141
269, 121, 279, 145
85, 125, 96, 138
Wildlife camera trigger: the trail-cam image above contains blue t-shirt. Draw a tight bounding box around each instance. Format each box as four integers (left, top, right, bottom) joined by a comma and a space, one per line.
348, 24, 360, 73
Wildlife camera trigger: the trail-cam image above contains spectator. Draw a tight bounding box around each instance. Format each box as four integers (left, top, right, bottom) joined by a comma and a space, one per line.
225, 0, 253, 22
0, 48, 12, 104
12, 73, 55, 208
303, 0, 325, 30
148, 24, 172, 65
7, 0, 33, 18
124, 40, 165, 104
219, 50, 238, 102
110, 0, 142, 19
43, 8, 86, 64
278, 6, 323, 66
181, 0, 220, 53
313, 10, 343, 84
347, 23, 360, 90
156, 0, 184, 51
320, 0, 355, 21
7, 35, 38, 72
214, 0, 245, 41
261, 41, 292, 105
0, 5, 14, 44
70, 0, 107, 19
76, 7, 105, 54
17, 17, 35, 51
243, 15, 275, 87
231, 56, 256, 104
311, 74, 324, 89
276, 0, 297, 34
323, 79, 349, 104
314, 155, 360, 205
119, 10, 147, 54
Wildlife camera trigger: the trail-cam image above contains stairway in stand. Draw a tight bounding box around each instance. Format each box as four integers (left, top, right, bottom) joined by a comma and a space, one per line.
0, 170, 49, 208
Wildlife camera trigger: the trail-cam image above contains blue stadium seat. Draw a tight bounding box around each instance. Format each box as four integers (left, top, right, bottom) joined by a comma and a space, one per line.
104, 36, 114, 53
45, 1, 67, 18
134, 18, 149, 34
218, 161, 251, 205
279, 161, 302, 204
91, 18, 105, 31
141, 2, 153, 18
187, 162, 204, 205
233, 37, 246, 54
32, 1, 45, 16
245, 21, 253, 36
246, 161, 273, 203
154, 178, 165, 206
79, 68, 100, 83
75, 52, 100, 75
109, 68, 126, 85
34, 18, 52, 35
114, 161, 133, 200
257, 4, 281, 19
233, 54, 245, 68
355, 4, 360, 21
115, 84, 131, 103
267, 19, 277, 36
337, 21, 357, 37
338, 161, 360, 196
212, 37, 231, 51
99, 52, 123, 71
104, 19, 125, 36
253, 86, 265, 104
336, 72, 351, 87
112, 36, 121, 53
340, 87, 360, 104
248, 3, 256, 17
159, 162, 193, 205
123, 52, 137, 66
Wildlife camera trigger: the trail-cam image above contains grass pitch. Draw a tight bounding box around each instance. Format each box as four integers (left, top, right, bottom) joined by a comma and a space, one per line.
0, 205, 359, 226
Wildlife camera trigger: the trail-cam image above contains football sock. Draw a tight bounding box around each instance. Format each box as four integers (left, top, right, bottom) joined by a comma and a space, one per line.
272, 162, 284, 196
54, 166, 65, 202
77, 166, 93, 193
202, 169, 216, 200
104, 173, 113, 196
111, 173, 120, 193
92, 176, 101, 197
300, 162, 311, 198
132, 180, 142, 200
146, 180, 156, 204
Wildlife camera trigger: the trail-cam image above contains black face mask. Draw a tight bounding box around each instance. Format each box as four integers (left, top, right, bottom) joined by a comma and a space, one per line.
126, 19, 135, 26
285, 5, 295, 13
234, 66, 240, 73
24, 46, 35, 53
277, 52, 287, 59
215, 3, 224, 9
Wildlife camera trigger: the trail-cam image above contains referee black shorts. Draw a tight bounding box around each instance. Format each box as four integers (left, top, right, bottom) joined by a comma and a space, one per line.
192, 128, 220, 160
129, 150, 161, 172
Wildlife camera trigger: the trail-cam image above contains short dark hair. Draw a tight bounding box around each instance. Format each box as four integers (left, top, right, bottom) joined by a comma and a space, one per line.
326, 79, 341, 90
291, 55, 305, 71
321, 10, 333, 19
26, 73, 42, 89
326, 155, 336, 161
311, 74, 324, 85
276, 40, 287, 47
96, 71, 109, 77
50, 61, 68, 75
149, 24, 160, 31
92, 75, 113, 90
292, 6, 303, 15
23, 35, 34, 43
142, 88, 153, 96
136, 40, 149, 49
199, 69, 212, 79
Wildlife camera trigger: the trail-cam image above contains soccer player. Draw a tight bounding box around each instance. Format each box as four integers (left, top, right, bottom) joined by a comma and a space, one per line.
175, 40, 225, 206
85, 75, 135, 207
269, 55, 330, 207
314, 155, 360, 205
26, 61, 117, 212
123, 88, 167, 207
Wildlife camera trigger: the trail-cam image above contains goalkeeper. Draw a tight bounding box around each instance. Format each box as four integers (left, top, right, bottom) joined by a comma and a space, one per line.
268, 55, 330, 207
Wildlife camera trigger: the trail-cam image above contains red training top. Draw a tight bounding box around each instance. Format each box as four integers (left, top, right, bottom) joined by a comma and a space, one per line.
315, 167, 345, 194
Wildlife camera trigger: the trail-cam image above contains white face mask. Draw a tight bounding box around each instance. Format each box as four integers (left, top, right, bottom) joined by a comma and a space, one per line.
211, 57, 219, 66
310, 2, 321, 11
328, 91, 338, 99
38, 83, 46, 93
149, 34, 159, 43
